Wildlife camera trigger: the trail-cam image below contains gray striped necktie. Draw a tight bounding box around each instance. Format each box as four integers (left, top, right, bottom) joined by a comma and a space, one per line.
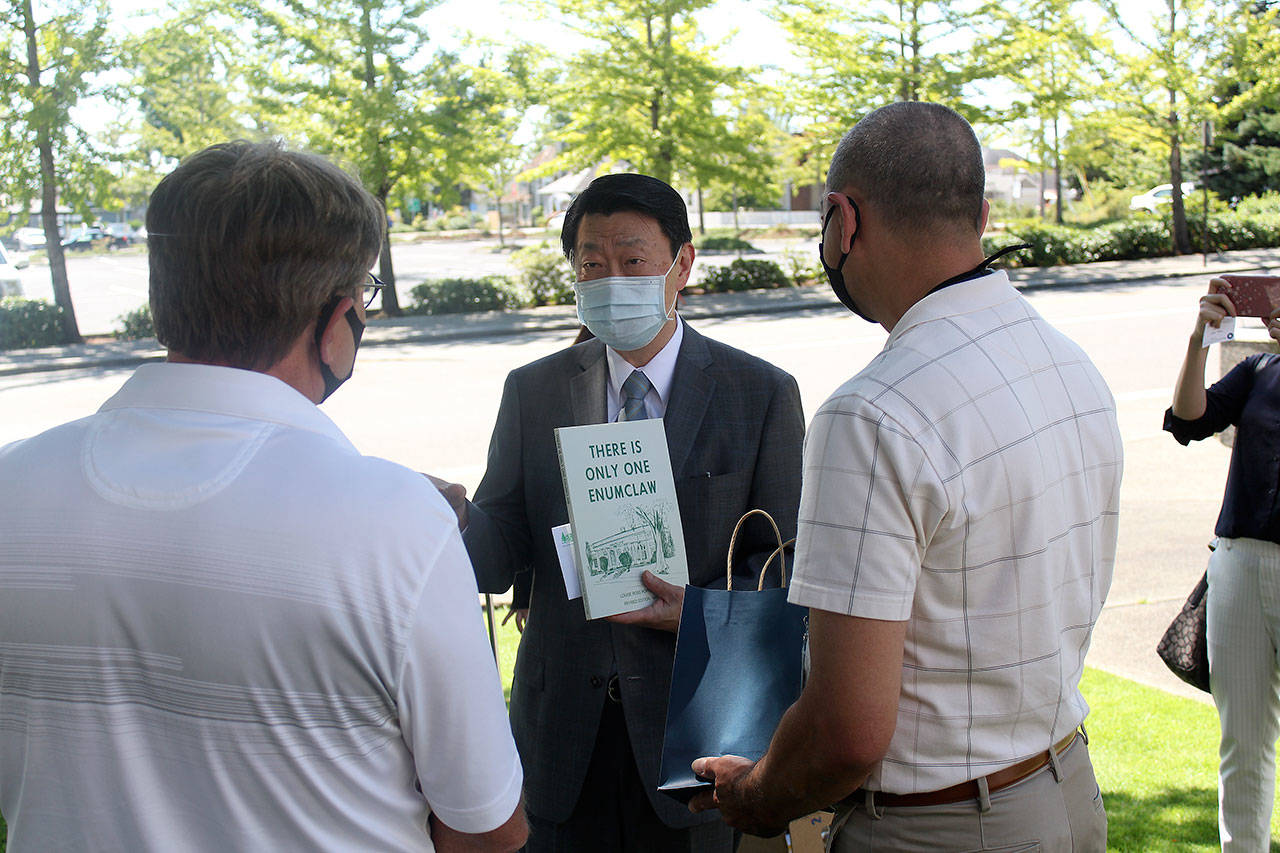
620, 370, 653, 421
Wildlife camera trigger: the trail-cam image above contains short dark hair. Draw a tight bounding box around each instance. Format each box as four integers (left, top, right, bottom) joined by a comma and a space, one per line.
560, 173, 692, 262
147, 140, 384, 370
827, 102, 985, 236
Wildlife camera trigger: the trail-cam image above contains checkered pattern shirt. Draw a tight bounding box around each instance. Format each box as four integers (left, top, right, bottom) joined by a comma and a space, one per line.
789, 270, 1122, 794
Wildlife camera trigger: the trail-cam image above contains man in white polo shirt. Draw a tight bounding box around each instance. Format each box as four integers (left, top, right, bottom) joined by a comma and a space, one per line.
0, 141, 526, 852
691, 103, 1122, 851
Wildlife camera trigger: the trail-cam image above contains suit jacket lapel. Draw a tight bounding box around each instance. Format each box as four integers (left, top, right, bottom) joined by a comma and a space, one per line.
664, 322, 714, 478
569, 340, 608, 426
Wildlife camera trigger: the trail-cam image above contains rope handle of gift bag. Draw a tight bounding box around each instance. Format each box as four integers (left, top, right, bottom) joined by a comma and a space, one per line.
726, 508, 798, 591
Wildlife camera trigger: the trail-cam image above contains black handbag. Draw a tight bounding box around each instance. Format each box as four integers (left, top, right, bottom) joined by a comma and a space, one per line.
1156, 571, 1211, 693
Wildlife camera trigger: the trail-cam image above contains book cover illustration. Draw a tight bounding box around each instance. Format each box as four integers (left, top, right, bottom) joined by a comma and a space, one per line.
554, 418, 689, 619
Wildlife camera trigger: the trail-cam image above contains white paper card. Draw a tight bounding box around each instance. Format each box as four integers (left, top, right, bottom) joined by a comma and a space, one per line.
1203, 317, 1235, 347
552, 523, 581, 600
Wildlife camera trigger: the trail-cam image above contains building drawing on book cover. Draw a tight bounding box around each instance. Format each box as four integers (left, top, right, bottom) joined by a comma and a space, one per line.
554, 419, 689, 619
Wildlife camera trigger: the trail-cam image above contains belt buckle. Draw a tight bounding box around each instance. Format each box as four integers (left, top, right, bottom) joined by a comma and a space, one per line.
606, 674, 622, 703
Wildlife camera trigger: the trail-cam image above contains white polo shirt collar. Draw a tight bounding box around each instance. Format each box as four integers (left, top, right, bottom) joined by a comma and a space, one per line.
887, 269, 1017, 346
100, 362, 355, 450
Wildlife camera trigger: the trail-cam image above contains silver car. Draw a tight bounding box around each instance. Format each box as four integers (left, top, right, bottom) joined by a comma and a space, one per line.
0, 243, 26, 297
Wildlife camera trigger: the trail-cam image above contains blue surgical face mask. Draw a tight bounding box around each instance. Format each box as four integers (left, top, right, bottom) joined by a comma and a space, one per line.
574, 253, 680, 351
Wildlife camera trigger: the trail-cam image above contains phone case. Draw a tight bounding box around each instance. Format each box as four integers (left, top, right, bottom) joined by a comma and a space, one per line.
1221, 275, 1280, 318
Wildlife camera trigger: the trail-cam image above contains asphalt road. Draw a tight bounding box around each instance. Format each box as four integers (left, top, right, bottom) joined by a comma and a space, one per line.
0, 271, 1239, 702
12, 235, 813, 337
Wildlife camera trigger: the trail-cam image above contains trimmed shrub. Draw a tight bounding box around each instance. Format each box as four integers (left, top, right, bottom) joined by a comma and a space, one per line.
700, 259, 789, 293
116, 304, 154, 340
512, 242, 576, 306
407, 277, 519, 315
0, 298, 66, 349
695, 235, 758, 253
780, 247, 823, 286
983, 210, 1280, 267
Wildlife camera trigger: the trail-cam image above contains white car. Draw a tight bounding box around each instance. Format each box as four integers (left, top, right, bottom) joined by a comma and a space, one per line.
13, 226, 46, 251
1130, 182, 1197, 213
0, 243, 26, 297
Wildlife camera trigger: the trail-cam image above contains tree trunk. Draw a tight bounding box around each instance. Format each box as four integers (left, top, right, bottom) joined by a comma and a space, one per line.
376, 193, 401, 316
696, 186, 705, 235
1168, 94, 1192, 254
362, 3, 400, 315
22, 0, 80, 343
1053, 115, 1063, 224
496, 199, 505, 248
1166, 4, 1191, 255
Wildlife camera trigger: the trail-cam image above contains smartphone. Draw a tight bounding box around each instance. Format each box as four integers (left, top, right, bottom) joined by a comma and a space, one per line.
1220, 274, 1280, 318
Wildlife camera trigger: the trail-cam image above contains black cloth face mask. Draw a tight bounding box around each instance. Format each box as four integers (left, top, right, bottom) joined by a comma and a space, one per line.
819, 200, 873, 322
820, 199, 1029, 321
314, 295, 365, 402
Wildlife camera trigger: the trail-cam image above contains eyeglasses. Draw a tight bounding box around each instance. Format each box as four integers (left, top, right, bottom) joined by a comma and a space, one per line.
361, 273, 386, 310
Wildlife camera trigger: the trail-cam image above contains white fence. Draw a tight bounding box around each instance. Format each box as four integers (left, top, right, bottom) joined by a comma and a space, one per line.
691, 209, 820, 228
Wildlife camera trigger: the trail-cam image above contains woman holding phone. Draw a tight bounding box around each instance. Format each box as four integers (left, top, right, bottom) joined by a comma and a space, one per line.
1165, 276, 1280, 851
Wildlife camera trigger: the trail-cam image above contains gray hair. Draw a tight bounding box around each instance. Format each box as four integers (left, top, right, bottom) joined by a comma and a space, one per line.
827, 102, 985, 236
148, 140, 384, 370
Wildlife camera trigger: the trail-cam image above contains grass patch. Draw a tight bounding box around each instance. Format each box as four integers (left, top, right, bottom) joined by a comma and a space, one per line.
1082, 667, 1280, 851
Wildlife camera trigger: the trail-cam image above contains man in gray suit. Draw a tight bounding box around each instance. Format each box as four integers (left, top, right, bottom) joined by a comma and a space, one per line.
436, 173, 804, 851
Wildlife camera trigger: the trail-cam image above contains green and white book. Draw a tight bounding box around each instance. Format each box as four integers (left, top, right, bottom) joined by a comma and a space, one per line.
554, 418, 689, 619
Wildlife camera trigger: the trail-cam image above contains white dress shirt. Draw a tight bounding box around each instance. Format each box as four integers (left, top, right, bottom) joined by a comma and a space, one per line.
605, 316, 684, 421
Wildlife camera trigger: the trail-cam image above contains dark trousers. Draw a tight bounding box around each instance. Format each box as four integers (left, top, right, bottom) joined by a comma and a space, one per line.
524, 694, 734, 853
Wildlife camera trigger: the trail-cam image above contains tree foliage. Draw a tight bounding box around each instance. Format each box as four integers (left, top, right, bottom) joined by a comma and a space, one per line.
979, 0, 1105, 222
121, 2, 250, 165
240, 0, 476, 314
774, 0, 990, 177
0, 0, 116, 343
1092, 0, 1219, 252
545, 0, 763, 193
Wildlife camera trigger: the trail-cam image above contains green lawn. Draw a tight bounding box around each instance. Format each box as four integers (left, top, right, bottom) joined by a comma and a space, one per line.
2, 646, 1273, 852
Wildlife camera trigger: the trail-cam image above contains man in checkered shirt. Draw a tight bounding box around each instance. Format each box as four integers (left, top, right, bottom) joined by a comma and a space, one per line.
691, 102, 1122, 851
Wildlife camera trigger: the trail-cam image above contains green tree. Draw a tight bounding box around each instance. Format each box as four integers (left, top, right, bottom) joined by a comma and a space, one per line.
545, 0, 758, 191
0, 0, 115, 343
243, 0, 479, 316
1200, 0, 1280, 199
1098, 0, 1219, 253
122, 2, 251, 165
460, 44, 547, 246
980, 0, 1104, 223
774, 0, 991, 174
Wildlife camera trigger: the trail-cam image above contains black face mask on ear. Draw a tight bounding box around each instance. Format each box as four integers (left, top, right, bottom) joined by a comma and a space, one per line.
819, 200, 874, 323
314, 295, 365, 403
821, 199, 1031, 320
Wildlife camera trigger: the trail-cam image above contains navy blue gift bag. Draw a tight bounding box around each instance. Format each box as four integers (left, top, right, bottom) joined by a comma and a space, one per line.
657, 509, 807, 803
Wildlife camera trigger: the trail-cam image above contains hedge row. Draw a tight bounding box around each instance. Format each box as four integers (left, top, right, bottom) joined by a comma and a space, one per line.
0, 299, 67, 349
405, 253, 800, 315
986, 210, 1280, 267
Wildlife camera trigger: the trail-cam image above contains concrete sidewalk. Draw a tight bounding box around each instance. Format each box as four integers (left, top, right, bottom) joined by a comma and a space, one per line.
4, 246, 1279, 378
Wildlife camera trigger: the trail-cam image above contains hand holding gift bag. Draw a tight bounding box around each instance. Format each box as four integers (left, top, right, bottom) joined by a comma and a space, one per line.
657, 509, 808, 803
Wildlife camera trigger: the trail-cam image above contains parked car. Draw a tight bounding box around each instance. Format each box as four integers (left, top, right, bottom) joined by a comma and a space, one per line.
1129, 182, 1197, 214
62, 225, 107, 251
14, 227, 47, 251
0, 244, 25, 297
104, 222, 135, 248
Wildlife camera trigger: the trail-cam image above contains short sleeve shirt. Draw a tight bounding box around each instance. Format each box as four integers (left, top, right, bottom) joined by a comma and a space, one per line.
0, 363, 523, 851
788, 271, 1123, 794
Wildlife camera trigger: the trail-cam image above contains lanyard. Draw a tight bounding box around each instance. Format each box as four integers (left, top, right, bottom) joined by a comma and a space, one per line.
924, 243, 1031, 299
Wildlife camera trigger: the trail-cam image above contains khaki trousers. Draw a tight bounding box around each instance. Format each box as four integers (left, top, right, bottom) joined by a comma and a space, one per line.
828, 734, 1106, 852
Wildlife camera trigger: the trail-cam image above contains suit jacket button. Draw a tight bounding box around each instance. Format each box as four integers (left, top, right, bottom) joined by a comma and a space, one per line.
590, 675, 603, 688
